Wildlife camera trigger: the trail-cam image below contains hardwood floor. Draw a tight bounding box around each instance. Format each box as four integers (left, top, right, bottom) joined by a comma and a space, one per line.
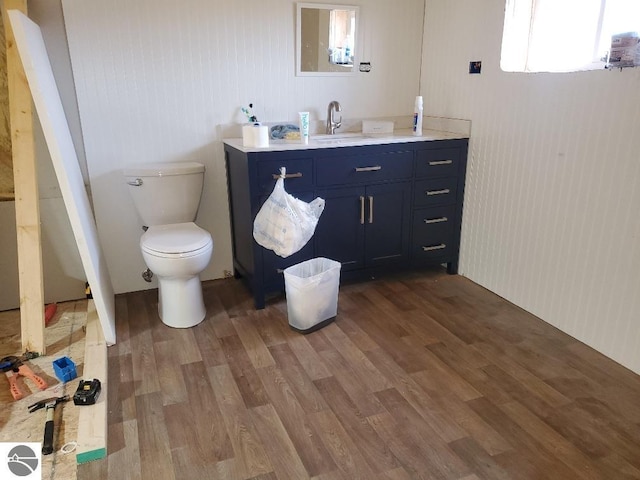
78, 268, 640, 479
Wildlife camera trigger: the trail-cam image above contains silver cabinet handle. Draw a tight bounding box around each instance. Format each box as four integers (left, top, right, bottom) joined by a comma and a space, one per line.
424, 216, 448, 224
355, 166, 382, 172
127, 178, 143, 186
428, 160, 453, 166
426, 189, 450, 196
272, 172, 303, 179
422, 244, 446, 251
359, 196, 365, 224
368, 196, 374, 224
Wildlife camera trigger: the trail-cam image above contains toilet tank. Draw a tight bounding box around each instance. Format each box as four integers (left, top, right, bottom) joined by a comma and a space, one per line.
124, 162, 205, 226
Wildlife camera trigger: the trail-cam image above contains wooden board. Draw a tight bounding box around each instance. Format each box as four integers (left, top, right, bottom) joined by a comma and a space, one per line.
1, 0, 45, 353
7, 9, 116, 345
76, 299, 108, 464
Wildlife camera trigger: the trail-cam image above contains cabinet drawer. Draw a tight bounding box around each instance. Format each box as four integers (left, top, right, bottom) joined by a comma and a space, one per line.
412, 205, 455, 261
414, 178, 457, 207
416, 148, 460, 178
316, 151, 413, 187
257, 158, 313, 196
412, 205, 456, 244
411, 240, 454, 262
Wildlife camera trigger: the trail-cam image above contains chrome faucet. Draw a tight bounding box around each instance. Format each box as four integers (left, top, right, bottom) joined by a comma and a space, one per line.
326, 101, 342, 134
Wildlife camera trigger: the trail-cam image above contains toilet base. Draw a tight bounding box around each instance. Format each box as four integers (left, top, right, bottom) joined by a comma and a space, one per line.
157, 275, 205, 328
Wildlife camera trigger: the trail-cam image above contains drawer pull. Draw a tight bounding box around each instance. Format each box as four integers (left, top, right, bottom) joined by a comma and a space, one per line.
360, 196, 365, 224
424, 216, 448, 224
127, 178, 143, 186
355, 166, 382, 172
422, 244, 446, 252
368, 196, 374, 224
426, 188, 450, 196
272, 172, 303, 179
428, 160, 453, 166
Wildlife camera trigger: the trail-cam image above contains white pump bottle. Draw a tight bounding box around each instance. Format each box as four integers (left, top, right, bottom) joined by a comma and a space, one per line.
413, 96, 423, 136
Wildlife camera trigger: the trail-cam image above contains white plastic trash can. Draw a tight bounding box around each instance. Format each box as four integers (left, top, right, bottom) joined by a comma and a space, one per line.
283, 257, 341, 333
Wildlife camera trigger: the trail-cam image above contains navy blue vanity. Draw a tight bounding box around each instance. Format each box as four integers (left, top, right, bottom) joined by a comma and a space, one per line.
224, 133, 469, 309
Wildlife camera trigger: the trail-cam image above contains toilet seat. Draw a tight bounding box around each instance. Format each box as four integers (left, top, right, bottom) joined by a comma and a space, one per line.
141, 222, 212, 258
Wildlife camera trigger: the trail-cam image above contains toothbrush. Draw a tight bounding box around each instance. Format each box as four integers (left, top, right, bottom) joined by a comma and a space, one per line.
242, 103, 258, 123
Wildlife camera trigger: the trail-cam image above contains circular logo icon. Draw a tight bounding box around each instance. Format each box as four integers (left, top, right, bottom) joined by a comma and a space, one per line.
7, 445, 39, 477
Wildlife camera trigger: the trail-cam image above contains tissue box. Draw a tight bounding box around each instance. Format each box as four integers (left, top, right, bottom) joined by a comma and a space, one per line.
362, 120, 394, 135
53, 356, 77, 383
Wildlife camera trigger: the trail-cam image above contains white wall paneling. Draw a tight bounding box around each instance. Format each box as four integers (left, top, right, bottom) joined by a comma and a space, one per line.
422, 0, 640, 373
61, 0, 426, 294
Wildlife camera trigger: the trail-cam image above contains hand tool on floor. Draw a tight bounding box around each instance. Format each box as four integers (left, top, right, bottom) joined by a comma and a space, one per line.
28, 395, 70, 455
0, 351, 40, 369
1, 354, 48, 400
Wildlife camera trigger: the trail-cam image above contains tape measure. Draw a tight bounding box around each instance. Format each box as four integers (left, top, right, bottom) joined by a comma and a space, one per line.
73, 379, 101, 405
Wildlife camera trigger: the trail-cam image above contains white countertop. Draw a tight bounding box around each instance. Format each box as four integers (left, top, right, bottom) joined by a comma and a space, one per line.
223, 128, 469, 154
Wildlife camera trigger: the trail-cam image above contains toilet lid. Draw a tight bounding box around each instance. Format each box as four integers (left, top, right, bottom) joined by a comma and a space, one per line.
141, 222, 211, 254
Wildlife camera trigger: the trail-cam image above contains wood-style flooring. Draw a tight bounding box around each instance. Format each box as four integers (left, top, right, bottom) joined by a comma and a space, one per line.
78, 268, 640, 480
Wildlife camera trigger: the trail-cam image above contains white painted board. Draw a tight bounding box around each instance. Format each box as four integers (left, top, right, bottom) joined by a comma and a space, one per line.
8, 10, 116, 345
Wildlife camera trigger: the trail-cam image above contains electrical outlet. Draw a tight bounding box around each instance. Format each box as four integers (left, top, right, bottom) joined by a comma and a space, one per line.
469, 61, 482, 74
359, 62, 371, 72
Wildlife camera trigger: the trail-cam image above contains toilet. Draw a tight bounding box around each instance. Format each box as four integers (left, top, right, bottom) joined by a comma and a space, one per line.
124, 162, 213, 328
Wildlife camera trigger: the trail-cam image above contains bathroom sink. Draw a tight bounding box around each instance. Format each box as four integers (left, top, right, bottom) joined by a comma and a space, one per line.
311, 133, 370, 145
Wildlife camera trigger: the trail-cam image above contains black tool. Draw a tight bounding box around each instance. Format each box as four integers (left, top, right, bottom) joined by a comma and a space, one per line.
0, 351, 39, 370
28, 395, 70, 455
73, 378, 101, 405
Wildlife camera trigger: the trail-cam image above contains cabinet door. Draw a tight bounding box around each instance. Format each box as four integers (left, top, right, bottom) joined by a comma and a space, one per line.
364, 182, 412, 267
315, 186, 365, 271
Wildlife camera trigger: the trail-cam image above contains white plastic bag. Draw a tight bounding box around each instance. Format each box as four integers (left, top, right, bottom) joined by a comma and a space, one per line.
253, 167, 325, 258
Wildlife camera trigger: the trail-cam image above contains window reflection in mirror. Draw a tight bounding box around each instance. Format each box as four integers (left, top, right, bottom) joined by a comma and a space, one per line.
297, 3, 359, 76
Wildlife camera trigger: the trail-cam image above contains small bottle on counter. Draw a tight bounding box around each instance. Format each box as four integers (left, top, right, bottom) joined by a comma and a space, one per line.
413, 95, 423, 136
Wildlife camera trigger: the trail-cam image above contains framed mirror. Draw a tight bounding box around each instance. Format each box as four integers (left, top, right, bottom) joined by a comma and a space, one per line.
296, 3, 359, 76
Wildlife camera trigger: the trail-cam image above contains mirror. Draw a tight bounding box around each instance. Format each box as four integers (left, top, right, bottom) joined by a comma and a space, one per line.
296, 3, 359, 76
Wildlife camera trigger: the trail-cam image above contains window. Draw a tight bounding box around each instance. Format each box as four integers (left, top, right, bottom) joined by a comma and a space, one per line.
501, 0, 640, 72
328, 9, 356, 65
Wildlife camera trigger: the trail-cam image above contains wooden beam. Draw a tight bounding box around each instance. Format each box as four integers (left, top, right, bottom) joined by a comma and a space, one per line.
1, 0, 45, 354
76, 299, 108, 464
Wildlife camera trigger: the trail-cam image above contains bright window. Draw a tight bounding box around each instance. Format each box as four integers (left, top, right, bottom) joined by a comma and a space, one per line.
501, 0, 640, 72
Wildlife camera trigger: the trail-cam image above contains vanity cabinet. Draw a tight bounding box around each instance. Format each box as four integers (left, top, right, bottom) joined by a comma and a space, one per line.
314, 149, 413, 271
224, 137, 468, 309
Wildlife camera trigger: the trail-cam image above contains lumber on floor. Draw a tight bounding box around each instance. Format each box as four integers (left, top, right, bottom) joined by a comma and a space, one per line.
76, 299, 108, 464
0, 299, 89, 479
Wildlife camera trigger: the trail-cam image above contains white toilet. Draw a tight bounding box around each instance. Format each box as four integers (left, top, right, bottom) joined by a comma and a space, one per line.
124, 162, 213, 328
